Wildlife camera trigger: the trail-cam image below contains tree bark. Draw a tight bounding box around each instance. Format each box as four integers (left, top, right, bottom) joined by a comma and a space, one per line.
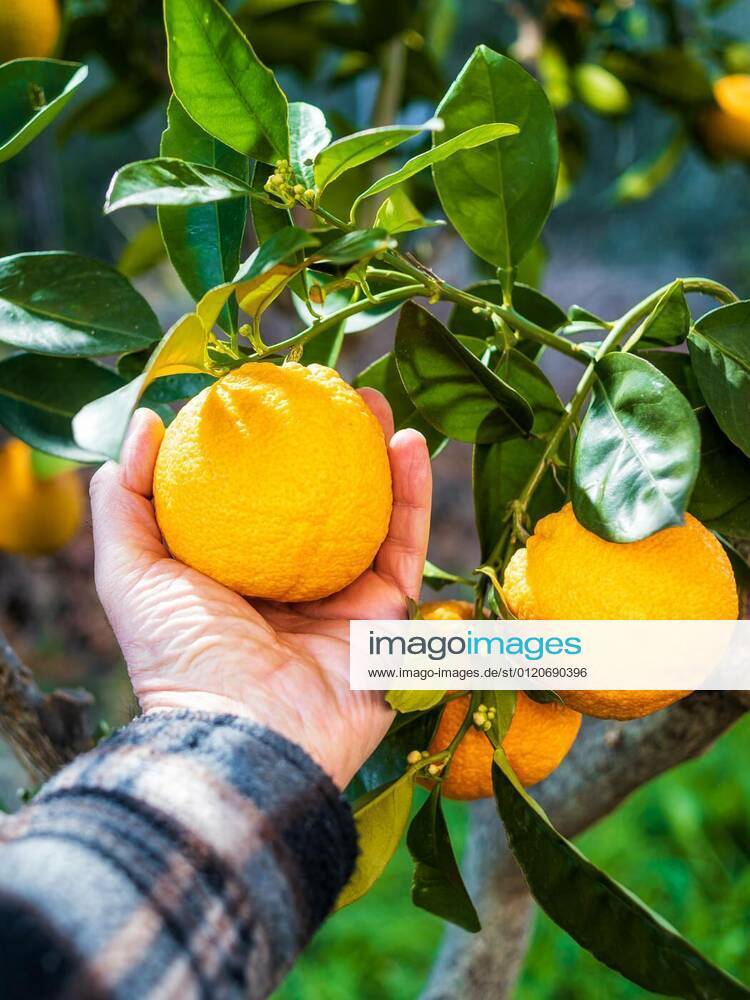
421, 692, 748, 1000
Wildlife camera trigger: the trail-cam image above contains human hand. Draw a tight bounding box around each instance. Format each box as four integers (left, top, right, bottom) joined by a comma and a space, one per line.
90, 392, 431, 789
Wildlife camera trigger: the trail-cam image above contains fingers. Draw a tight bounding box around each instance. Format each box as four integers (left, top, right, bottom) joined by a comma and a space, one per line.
90, 409, 167, 601
358, 387, 395, 442
375, 428, 432, 601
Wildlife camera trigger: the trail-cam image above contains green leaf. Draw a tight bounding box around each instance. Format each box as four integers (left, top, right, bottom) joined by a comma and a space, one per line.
689, 301, 750, 458
423, 560, 473, 591
158, 97, 249, 333
354, 350, 447, 456
337, 773, 414, 909
374, 188, 444, 235
492, 755, 750, 999
315, 228, 395, 265
690, 411, 750, 536
637, 280, 690, 348
407, 787, 481, 932
432, 47, 558, 269
480, 690, 516, 747
449, 280, 567, 343
395, 301, 533, 445
351, 122, 519, 221
105, 157, 253, 213
289, 101, 331, 188
0, 253, 161, 357
165, 0, 289, 161
0, 60, 88, 163
474, 350, 566, 558
313, 120, 441, 194
387, 691, 447, 712
300, 321, 344, 367
572, 353, 700, 542
0, 354, 124, 462
234, 226, 319, 316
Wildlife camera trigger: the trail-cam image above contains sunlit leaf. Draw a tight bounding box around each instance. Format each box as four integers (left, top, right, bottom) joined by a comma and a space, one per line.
289, 101, 331, 188
105, 157, 253, 212
374, 188, 444, 235
0, 59, 88, 163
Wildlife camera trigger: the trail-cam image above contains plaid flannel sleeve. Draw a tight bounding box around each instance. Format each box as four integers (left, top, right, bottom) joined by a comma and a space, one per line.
0, 710, 357, 1000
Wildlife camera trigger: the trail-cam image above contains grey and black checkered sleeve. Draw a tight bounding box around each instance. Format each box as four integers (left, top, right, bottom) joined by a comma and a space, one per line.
0, 710, 358, 999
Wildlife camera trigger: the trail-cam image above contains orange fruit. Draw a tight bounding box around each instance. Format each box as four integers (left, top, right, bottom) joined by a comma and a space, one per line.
0, 439, 83, 557
701, 75, 750, 160
503, 503, 737, 719
153, 362, 392, 601
0, 0, 60, 62
420, 601, 581, 798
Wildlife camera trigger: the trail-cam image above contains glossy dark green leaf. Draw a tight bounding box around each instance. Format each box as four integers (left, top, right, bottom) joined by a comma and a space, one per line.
313, 120, 438, 193
158, 97, 249, 333
0, 253, 161, 357
449, 281, 567, 341
348, 709, 441, 801
0, 60, 88, 163
0, 353, 123, 462
689, 301, 750, 458
142, 373, 215, 404
395, 302, 533, 445
432, 47, 558, 268
105, 157, 253, 213
572, 353, 700, 542
408, 787, 480, 932
351, 122, 519, 220
690, 411, 750, 539
301, 322, 344, 367
288, 101, 331, 188
474, 350, 567, 558
492, 756, 750, 999
637, 281, 690, 348
354, 350, 447, 456
165, 0, 289, 161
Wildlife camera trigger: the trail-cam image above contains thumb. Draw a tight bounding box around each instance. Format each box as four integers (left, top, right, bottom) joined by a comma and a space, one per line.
90, 409, 167, 602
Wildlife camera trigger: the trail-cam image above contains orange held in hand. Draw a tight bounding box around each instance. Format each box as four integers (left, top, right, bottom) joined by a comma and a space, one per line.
0, 0, 60, 62
503, 503, 738, 719
420, 601, 581, 798
0, 439, 83, 557
153, 362, 393, 601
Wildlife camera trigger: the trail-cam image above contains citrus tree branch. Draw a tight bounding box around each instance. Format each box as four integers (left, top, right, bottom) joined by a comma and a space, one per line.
421, 691, 749, 1000
0, 626, 94, 784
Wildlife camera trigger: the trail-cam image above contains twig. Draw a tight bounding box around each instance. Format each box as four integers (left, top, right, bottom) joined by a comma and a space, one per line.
0, 627, 94, 783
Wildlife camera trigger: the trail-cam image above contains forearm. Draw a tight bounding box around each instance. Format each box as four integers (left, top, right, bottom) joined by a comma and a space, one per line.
0, 710, 357, 999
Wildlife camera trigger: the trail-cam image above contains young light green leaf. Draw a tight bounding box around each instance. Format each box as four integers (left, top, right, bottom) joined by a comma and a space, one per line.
374, 188, 444, 235
492, 755, 750, 999
165, 0, 289, 161
432, 47, 558, 269
572, 353, 700, 542
289, 101, 331, 188
158, 96, 249, 333
395, 301, 533, 444
314, 229, 395, 264
0, 60, 88, 163
688, 300, 750, 459
0, 354, 124, 462
351, 122, 519, 221
313, 120, 442, 194
386, 691, 447, 712
480, 691, 517, 748
0, 252, 161, 357
408, 787, 481, 932
105, 157, 253, 213
336, 773, 414, 909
